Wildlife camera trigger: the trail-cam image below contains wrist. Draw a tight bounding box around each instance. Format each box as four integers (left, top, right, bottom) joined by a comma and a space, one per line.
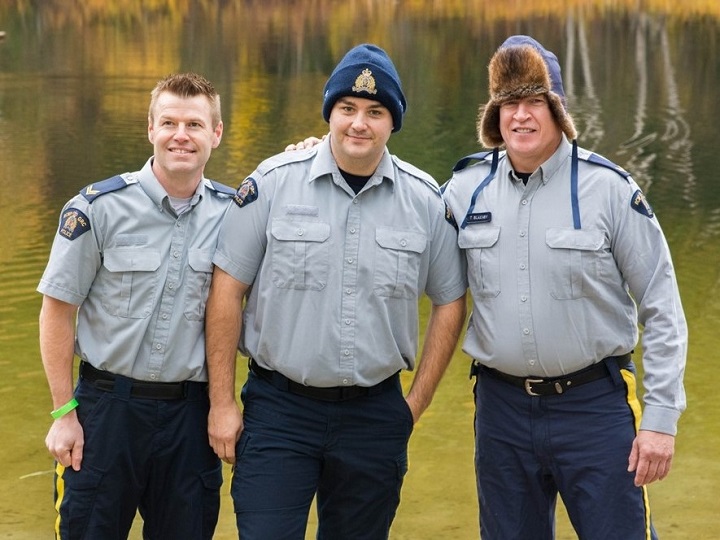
51, 397, 79, 419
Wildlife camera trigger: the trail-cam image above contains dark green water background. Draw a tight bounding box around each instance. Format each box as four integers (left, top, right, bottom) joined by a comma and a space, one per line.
0, 2, 717, 538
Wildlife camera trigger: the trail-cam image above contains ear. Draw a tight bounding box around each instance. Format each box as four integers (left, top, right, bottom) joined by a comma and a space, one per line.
211, 120, 224, 149
147, 117, 155, 144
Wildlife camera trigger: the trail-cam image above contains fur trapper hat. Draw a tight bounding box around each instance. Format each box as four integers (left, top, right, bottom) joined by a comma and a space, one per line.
478, 35, 577, 148
322, 43, 407, 132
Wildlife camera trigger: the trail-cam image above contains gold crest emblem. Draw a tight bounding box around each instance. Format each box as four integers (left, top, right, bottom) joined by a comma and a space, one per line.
352, 68, 378, 95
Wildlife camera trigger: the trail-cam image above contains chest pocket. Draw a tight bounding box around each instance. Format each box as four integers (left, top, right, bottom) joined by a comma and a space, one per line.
270, 220, 330, 290
373, 228, 426, 299
458, 226, 500, 298
184, 249, 214, 321
545, 228, 605, 300
101, 248, 161, 318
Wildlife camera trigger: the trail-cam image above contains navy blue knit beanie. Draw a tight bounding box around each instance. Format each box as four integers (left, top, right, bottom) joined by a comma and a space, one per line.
322, 44, 407, 132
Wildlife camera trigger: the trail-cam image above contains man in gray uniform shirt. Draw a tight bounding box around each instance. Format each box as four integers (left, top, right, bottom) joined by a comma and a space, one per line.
441, 35, 687, 539
38, 73, 232, 539
205, 43, 467, 539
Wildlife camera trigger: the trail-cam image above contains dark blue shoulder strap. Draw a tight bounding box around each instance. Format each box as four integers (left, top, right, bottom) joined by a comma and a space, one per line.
80, 175, 130, 203
453, 150, 496, 172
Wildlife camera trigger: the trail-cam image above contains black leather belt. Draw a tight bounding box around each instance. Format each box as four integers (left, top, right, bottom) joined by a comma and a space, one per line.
249, 358, 399, 402
79, 361, 204, 400
475, 354, 631, 396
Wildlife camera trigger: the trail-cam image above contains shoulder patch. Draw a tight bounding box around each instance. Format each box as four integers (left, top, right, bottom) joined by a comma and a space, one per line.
444, 203, 458, 231
630, 189, 654, 218
206, 179, 235, 198
80, 174, 135, 203
577, 149, 631, 181
391, 155, 441, 196
255, 149, 316, 176
233, 177, 259, 208
58, 208, 91, 240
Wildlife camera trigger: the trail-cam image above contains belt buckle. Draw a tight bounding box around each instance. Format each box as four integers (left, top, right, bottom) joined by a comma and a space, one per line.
524, 378, 544, 396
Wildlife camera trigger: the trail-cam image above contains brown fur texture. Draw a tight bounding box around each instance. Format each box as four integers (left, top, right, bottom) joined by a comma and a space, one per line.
477, 45, 577, 148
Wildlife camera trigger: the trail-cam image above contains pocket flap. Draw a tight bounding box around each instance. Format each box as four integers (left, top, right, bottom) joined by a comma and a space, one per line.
458, 226, 500, 249
375, 228, 426, 253
104, 249, 161, 272
188, 249, 213, 272
271, 220, 330, 242
545, 228, 605, 251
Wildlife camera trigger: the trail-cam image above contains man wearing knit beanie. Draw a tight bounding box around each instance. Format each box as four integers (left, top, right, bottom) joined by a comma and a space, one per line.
206, 43, 467, 539
442, 35, 686, 539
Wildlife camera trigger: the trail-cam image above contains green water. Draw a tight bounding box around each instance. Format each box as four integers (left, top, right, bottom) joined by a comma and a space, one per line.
0, 2, 718, 538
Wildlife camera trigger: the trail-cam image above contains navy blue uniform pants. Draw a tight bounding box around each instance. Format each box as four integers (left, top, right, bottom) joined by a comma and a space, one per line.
54, 377, 222, 540
232, 371, 414, 540
474, 360, 658, 540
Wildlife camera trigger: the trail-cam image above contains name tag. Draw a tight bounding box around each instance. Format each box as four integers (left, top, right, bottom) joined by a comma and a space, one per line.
466, 212, 492, 224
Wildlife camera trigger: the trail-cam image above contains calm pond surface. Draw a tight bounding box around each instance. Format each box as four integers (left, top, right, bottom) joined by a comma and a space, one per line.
0, 1, 718, 538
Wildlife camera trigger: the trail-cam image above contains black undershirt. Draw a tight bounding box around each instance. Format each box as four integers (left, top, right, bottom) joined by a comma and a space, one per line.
515, 171, 532, 185
340, 168, 372, 194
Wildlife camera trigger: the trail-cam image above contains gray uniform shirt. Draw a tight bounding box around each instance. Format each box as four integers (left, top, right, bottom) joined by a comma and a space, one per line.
442, 137, 687, 434
38, 158, 234, 382
214, 138, 467, 388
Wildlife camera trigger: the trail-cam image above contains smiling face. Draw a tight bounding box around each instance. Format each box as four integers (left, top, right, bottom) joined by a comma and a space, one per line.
328, 96, 393, 176
499, 94, 563, 173
147, 91, 223, 196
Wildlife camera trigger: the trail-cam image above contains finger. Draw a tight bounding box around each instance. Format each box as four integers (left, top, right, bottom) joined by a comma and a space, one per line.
71, 444, 83, 471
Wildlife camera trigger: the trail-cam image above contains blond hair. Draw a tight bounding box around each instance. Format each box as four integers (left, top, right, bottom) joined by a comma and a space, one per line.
148, 72, 221, 127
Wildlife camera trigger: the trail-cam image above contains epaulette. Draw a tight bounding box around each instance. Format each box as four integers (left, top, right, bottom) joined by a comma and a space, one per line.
255, 148, 317, 177
391, 155, 441, 196
452, 150, 504, 172
577, 148, 631, 182
205, 179, 235, 198
80, 174, 137, 203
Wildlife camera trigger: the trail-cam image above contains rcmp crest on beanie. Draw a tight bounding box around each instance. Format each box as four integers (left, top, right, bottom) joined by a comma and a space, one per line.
322, 44, 407, 132
478, 35, 577, 148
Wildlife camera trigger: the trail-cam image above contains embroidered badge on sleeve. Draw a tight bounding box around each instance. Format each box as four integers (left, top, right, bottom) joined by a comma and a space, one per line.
444, 203, 458, 231
233, 177, 259, 208
630, 189, 654, 218
59, 208, 91, 240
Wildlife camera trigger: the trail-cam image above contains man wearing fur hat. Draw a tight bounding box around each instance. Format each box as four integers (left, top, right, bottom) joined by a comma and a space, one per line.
442, 35, 687, 539
205, 43, 467, 539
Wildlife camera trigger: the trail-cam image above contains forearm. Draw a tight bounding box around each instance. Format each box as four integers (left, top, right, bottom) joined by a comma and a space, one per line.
39, 295, 79, 407
406, 294, 466, 419
205, 267, 248, 407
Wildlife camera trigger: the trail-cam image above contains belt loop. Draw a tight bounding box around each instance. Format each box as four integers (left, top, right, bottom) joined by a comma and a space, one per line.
112, 375, 133, 400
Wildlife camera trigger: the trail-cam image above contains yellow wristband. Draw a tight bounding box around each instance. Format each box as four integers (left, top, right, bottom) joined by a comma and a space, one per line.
51, 398, 79, 419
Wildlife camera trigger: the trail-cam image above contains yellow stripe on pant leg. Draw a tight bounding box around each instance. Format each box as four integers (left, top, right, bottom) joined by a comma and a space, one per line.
621, 368, 653, 540
54, 463, 65, 539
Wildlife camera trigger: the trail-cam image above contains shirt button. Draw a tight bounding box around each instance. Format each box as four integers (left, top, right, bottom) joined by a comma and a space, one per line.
347, 258, 353, 264
168, 283, 174, 290
342, 378, 349, 385
353, 199, 359, 205
519, 231, 526, 237
350, 227, 356, 234
520, 296, 527, 302
155, 344, 162, 350
173, 251, 180, 258
345, 288, 352, 295
162, 313, 169, 319
520, 264, 526, 270
345, 319, 351, 325
297, 229, 305, 236
400, 239, 407, 247
529, 360, 536, 366
150, 373, 157, 380
344, 349, 350, 356
522, 199, 528, 205
523, 328, 530, 335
